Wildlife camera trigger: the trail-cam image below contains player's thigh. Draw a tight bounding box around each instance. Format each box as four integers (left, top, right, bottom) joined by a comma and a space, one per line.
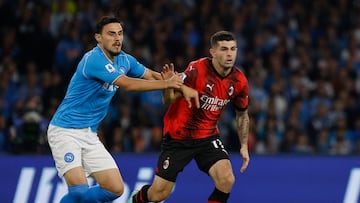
82, 133, 119, 175
47, 125, 84, 179
156, 139, 196, 182
195, 136, 229, 174
83, 139, 123, 193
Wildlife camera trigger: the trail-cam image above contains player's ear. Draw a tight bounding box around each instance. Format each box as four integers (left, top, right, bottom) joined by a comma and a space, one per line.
209, 48, 215, 57
94, 33, 101, 43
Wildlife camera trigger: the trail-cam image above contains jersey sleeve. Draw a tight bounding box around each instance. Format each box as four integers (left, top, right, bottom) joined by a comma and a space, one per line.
125, 54, 146, 78
83, 54, 122, 84
233, 75, 249, 111
182, 61, 198, 87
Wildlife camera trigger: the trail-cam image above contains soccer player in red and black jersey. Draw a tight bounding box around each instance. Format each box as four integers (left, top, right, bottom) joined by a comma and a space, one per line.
130, 31, 250, 203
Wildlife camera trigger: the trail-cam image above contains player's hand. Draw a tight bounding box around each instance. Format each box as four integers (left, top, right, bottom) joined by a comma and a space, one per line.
181, 85, 200, 108
161, 63, 176, 80
165, 74, 183, 89
239, 147, 250, 173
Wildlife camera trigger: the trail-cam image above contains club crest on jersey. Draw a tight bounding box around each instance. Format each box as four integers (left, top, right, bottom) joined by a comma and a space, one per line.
228, 86, 234, 96
163, 157, 170, 170
64, 152, 74, 163
119, 67, 125, 74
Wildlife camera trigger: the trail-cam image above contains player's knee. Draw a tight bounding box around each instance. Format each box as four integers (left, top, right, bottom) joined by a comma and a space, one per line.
152, 190, 171, 202
149, 187, 171, 202
103, 182, 124, 196
109, 183, 124, 195
219, 172, 235, 188
101, 175, 125, 195
227, 173, 235, 187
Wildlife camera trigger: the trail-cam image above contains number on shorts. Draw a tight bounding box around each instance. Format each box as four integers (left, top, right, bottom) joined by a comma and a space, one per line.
212, 139, 225, 149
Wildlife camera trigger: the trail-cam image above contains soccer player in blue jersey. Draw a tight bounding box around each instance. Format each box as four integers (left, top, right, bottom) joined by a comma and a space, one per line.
47, 16, 198, 203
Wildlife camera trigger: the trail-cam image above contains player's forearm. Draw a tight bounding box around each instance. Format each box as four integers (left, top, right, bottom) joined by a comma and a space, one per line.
143, 68, 163, 80
125, 80, 168, 92
235, 109, 250, 149
162, 88, 175, 104
150, 71, 163, 80
162, 88, 183, 104
115, 76, 170, 92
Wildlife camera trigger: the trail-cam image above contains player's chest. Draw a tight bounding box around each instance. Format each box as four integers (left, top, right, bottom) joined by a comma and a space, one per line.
113, 58, 131, 74
198, 78, 237, 99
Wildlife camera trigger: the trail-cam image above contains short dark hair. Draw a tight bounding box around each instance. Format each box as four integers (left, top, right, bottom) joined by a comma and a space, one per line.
95, 16, 122, 34
210, 31, 236, 48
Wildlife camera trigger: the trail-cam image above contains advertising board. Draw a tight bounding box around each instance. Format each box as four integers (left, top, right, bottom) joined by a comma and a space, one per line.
1, 154, 359, 203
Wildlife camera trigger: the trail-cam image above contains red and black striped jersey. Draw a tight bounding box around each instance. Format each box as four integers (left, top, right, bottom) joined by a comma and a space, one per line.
163, 57, 249, 140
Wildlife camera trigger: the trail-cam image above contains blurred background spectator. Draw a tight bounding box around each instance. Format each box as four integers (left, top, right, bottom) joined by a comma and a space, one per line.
0, 0, 359, 155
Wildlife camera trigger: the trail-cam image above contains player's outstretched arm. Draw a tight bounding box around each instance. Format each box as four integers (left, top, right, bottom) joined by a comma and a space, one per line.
113, 74, 183, 92
142, 67, 163, 80
235, 109, 250, 173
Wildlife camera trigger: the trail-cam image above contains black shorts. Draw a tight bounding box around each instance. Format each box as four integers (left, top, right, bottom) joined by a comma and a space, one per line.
155, 134, 230, 182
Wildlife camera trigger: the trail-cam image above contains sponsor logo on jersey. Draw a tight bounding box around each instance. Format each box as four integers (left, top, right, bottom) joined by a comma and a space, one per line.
206, 83, 214, 91
105, 64, 116, 73
200, 95, 230, 111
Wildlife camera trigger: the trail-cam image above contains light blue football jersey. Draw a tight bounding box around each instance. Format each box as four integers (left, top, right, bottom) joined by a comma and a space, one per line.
50, 45, 146, 132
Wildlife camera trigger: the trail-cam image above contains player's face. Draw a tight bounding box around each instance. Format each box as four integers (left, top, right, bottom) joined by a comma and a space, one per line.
96, 23, 123, 57
211, 40, 237, 69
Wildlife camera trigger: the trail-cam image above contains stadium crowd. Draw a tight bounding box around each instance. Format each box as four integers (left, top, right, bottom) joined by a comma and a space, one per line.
0, 0, 360, 155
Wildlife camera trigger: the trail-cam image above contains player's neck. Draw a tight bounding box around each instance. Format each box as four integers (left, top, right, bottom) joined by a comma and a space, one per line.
98, 44, 114, 63
211, 60, 231, 77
